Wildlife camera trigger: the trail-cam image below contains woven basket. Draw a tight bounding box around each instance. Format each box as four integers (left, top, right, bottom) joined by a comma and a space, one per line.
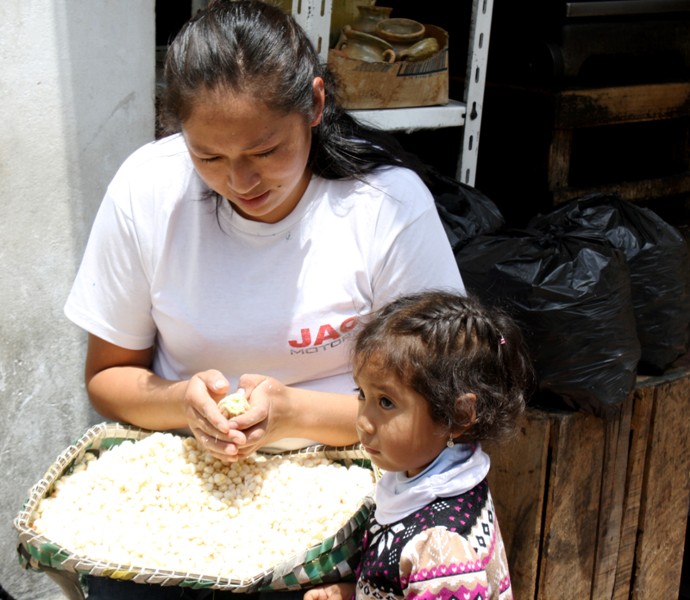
15, 422, 376, 594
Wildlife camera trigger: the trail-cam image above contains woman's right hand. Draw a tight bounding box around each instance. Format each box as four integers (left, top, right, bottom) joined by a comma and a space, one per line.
183, 369, 249, 461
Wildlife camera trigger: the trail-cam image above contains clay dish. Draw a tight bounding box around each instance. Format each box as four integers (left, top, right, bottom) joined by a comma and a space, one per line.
337, 25, 396, 63
375, 18, 425, 46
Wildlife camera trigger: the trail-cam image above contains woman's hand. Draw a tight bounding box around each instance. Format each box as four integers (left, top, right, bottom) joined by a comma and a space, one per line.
184, 372, 288, 462
222, 374, 287, 459
303, 582, 355, 600
84, 335, 357, 454
188, 372, 360, 461
183, 369, 248, 461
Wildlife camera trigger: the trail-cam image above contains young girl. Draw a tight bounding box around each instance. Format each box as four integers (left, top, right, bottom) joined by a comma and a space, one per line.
305, 290, 534, 600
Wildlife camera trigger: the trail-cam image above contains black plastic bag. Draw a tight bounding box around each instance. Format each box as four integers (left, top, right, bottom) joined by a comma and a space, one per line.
456, 228, 641, 417
528, 193, 690, 374
430, 176, 505, 252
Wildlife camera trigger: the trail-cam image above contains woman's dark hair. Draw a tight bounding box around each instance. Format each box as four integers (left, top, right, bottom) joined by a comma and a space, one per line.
352, 291, 535, 443
159, 0, 433, 182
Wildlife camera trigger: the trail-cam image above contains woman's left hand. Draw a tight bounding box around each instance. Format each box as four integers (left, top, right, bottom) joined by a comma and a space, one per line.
223, 374, 288, 460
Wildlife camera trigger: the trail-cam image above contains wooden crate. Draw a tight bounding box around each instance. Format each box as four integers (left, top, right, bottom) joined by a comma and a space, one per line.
485, 365, 690, 599
547, 82, 690, 205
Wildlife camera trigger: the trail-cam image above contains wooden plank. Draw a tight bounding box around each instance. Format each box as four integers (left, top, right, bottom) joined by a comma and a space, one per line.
632, 371, 690, 598
552, 172, 690, 206
485, 409, 551, 600
547, 128, 573, 190
591, 396, 633, 598
612, 385, 655, 599
553, 82, 690, 128
538, 410, 604, 599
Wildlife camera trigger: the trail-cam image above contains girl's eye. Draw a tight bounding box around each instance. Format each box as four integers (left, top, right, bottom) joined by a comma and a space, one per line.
199, 156, 219, 164
355, 388, 365, 402
379, 396, 395, 410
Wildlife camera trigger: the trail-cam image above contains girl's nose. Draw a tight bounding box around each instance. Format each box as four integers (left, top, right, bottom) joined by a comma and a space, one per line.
356, 407, 375, 436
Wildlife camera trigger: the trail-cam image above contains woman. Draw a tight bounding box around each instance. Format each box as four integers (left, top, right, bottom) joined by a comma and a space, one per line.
65, 0, 464, 597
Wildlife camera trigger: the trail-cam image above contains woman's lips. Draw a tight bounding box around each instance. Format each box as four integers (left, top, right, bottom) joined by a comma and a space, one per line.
362, 444, 379, 456
234, 190, 270, 207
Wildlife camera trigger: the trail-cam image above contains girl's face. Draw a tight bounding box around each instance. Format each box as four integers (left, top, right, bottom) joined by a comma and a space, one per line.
355, 359, 450, 477
182, 78, 325, 224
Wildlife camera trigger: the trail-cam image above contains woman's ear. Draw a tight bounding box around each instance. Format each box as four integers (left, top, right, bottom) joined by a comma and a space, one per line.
451, 392, 477, 439
310, 76, 326, 127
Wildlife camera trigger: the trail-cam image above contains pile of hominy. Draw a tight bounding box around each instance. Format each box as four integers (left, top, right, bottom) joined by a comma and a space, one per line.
31, 433, 374, 579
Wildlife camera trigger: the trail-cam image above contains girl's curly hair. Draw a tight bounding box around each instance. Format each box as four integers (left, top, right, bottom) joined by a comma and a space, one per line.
352, 290, 535, 443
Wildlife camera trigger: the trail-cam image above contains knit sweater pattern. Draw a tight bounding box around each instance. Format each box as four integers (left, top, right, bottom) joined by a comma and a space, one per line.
355, 480, 512, 600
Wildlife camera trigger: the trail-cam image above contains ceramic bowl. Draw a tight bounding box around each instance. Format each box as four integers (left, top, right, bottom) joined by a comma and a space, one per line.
351, 5, 394, 34
374, 18, 425, 46
337, 25, 396, 63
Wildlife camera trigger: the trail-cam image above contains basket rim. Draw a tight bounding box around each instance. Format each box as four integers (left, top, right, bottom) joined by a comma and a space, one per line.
14, 422, 375, 592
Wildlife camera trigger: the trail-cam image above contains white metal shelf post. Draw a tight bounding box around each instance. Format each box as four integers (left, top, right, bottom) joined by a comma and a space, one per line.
458, 0, 494, 185
291, 0, 332, 62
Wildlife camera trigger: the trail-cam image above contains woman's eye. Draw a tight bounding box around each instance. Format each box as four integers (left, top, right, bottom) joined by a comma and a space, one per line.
199, 156, 219, 164
255, 147, 277, 158
379, 396, 394, 410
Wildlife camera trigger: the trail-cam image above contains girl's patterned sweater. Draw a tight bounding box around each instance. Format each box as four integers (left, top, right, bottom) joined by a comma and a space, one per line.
355, 479, 512, 600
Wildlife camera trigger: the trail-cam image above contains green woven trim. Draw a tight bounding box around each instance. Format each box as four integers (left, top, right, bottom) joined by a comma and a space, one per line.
174, 579, 215, 589
262, 501, 370, 591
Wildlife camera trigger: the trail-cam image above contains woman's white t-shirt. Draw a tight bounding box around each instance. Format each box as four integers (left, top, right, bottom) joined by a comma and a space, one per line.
64, 134, 465, 445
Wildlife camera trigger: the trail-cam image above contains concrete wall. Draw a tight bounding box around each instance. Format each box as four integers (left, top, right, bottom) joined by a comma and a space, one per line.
0, 2, 155, 598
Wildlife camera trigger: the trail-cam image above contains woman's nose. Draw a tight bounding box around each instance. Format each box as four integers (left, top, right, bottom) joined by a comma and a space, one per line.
226, 158, 259, 193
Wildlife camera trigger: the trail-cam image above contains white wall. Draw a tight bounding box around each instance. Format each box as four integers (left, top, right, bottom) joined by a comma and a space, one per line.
0, 2, 155, 598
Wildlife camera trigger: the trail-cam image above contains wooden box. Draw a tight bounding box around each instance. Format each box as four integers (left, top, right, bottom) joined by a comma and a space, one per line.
327, 25, 449, 109
484, 365, 690, 599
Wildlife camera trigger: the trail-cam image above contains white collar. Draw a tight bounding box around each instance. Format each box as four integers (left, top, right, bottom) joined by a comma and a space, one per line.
374, 444, 490, 525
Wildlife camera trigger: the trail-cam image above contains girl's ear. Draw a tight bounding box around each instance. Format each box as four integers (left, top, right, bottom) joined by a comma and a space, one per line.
310, 76, 326, 127
451, 392, 477, 439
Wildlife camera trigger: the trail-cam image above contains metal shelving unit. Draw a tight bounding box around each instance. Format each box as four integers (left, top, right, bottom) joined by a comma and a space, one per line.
291, 0, 494, 186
